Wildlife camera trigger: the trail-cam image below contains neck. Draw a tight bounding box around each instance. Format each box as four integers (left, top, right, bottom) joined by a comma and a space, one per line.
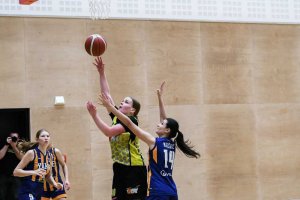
38, 145, 47, 154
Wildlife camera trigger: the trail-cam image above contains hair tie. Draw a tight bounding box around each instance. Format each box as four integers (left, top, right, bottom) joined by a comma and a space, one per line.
173, 132, 178, 140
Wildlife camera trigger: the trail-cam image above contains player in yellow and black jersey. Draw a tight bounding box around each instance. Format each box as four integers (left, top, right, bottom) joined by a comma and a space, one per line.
87, 57, 147, 200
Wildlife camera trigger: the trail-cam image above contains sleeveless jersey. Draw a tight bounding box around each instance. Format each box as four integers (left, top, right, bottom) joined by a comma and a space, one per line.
147, 137, 177, 196
43, 147, 63, 192
109, 113, 145, 166
18, 147, 51, 197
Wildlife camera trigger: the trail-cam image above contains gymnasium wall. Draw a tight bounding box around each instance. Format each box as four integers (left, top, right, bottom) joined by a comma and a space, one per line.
0, 17, 300, 200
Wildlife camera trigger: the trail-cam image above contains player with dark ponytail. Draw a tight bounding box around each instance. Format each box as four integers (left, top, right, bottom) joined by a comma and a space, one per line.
100, 81, 200, 200
165, 118, 200, 159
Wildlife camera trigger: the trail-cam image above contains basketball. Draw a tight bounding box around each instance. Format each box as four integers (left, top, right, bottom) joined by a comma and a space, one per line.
85, 34, 107, 56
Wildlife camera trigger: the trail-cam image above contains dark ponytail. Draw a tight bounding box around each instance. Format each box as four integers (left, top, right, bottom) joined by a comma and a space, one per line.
175, 131, 200, 159
166, 118, 200, 159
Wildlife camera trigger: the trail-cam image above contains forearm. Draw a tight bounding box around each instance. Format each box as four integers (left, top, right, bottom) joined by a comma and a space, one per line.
13, 169, 36, 177
11, 145, 24, 160
158, 94, 167, 121
62, 164, 69, 182
0, 145, 9, 160
46, 174, 58, 186
99, 71, 110, 95
91, 114, 113, 137
108, 105, 155, 146
109, 106, 132, 128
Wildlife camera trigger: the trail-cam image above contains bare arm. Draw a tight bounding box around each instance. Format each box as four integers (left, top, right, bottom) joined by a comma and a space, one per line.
86, 101, 126, 137
157, 81, 167, 122
93, 57, 115, 108
13, 150, 46, 177
0, 144, 9, 160
55, 148, 70, 190
45, 172, 63, 190
9, 139, 24, 160
100, 94, 156, 148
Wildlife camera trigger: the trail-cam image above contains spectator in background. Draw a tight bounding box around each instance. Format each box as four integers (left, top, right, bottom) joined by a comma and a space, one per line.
0, 132, 24, 200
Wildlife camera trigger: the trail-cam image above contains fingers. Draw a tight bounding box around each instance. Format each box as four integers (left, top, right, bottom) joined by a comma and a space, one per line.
97, 93, 110, 107
6, 137, 12, 144
94, 56, 104, 67
64, 182, 71, 190
55, 182, 64, 190
36, 169, 46, 177
160, 81, 166, 91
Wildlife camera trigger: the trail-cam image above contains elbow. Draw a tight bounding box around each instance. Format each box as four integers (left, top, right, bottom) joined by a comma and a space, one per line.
102, 131, 113, 137
13, 169, 19, 177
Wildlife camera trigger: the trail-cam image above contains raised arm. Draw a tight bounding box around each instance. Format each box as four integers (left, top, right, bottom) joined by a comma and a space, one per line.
100, 93, 156, 149
157, 81, 167, 122
86, 101, 127, 137
93, 57, 115, 108
0, 144, 9, 160
8, 137, 24, 160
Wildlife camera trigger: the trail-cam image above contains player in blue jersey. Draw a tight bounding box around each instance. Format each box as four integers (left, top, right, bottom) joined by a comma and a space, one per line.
100, 81, 200, 200
41, 145, 70, 200
13, 129, 63, 200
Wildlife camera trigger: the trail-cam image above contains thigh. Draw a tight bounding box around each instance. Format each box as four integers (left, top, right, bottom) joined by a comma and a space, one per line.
112, 164, 125, 200
123, 166, 147, 200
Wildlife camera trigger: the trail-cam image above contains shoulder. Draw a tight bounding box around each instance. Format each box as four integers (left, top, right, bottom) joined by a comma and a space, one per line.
53, 148, 63, 155
23, 149, 35, 160
128, 116, 138, 125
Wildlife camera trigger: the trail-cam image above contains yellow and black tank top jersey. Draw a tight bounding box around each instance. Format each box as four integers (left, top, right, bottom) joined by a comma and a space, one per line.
109, 112, 145, 166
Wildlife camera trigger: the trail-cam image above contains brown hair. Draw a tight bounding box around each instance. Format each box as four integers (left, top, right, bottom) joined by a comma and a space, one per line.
16, 129, 48, 153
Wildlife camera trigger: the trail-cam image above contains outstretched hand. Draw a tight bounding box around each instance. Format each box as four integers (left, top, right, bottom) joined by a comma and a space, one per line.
86, 101, 97, 117
93, 56, 104, 73
157, 81, 166, 96
98, 93, 113, 109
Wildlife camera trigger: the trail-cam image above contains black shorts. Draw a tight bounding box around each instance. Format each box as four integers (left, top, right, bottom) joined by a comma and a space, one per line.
112, 162, 147, 200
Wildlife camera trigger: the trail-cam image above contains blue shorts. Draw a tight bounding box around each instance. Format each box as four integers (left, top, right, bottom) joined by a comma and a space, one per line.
41, 189, 67, 200
18, 193, 40, 200
146, 195, 178, 200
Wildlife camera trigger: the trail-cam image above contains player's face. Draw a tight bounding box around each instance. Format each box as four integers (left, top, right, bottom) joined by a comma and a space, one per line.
156, 119, 169, 137
118, 97, 134, 115
37, 131, 50, 146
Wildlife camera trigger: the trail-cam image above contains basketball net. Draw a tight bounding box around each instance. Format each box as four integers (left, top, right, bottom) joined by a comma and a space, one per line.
88, 0, 111, 20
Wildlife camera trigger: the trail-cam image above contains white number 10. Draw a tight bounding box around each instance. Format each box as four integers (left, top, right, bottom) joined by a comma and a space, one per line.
164, 150, 175, 169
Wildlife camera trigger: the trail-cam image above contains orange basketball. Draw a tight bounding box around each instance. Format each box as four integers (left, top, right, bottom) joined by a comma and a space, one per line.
85, 34, 107, 56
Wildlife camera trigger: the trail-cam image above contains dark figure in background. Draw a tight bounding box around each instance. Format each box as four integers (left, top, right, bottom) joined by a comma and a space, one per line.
0, 132, 24, 200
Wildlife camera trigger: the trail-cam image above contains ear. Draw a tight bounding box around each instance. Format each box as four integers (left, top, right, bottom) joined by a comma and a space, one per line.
130, 107, 136, 115
165, 128, 171, 134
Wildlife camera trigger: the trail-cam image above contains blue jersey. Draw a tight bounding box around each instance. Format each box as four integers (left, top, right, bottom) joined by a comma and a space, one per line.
43, 148, 63, 192
42, 147, 67, 200
147, 137, 177, 196
18, 147, 51, 199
